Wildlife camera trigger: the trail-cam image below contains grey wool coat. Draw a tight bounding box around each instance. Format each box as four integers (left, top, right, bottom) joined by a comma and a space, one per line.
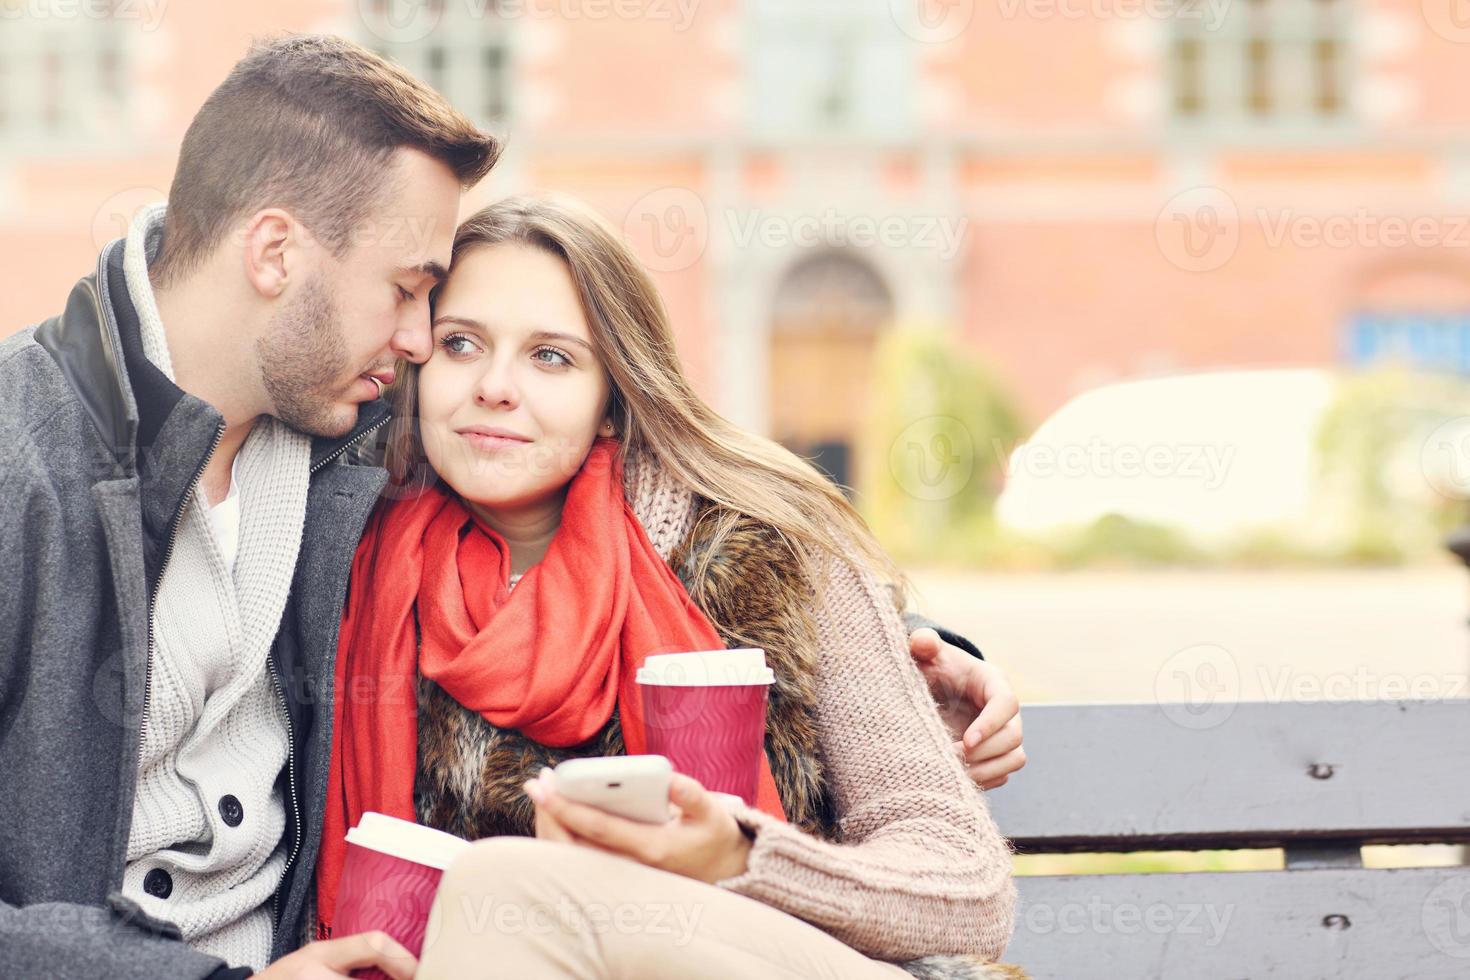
0, 239, 392, 979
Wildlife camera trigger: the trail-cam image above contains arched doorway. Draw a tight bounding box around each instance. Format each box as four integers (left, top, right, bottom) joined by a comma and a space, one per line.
768, 251, 894, 491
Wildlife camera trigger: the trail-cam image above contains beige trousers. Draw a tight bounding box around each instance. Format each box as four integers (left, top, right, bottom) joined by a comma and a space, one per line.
417, 837, 912, 979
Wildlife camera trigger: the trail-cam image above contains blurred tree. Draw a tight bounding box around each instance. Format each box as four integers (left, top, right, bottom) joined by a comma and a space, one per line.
1314, 367, 1470, 563
856, 324, 1026, 564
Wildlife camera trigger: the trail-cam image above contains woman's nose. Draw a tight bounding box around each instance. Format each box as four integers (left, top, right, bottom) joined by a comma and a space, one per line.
474, 359, 521, 409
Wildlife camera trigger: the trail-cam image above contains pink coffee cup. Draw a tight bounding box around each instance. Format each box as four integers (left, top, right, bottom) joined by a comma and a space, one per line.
636, 649, 773, 805
333, 812, 469, 979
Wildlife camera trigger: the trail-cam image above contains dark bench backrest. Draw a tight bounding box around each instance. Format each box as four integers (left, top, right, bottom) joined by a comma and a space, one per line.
986, 699, 1470, 979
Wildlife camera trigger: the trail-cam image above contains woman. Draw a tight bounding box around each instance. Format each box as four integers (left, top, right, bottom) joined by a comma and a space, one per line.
316, 194, 1023, 979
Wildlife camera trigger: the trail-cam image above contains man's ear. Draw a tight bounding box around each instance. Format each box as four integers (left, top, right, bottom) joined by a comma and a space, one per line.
241, 209, 295, 299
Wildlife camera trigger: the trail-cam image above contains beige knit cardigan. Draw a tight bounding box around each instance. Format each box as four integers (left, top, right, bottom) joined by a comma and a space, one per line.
623, 453, 1020, 966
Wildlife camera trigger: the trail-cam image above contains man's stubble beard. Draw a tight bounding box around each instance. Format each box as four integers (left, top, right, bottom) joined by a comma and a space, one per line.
256, 275, 357, 438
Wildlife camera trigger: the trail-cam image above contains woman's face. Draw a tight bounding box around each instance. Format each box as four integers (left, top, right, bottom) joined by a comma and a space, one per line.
417, 243, 611, 511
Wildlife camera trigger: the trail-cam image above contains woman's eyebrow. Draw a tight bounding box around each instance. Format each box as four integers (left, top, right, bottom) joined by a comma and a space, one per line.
529, 330, 594, 353
431, 314, 483, 330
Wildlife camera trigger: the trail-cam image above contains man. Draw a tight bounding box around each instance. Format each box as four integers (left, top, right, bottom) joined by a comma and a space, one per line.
0, 33, 1021, 980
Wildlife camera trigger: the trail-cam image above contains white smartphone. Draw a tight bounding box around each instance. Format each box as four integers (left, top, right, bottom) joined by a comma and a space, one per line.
551, 755, 673, 824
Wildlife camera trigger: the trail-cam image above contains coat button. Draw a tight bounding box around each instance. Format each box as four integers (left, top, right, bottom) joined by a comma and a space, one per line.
143, 868, 173, 899
219, 794, 244, 827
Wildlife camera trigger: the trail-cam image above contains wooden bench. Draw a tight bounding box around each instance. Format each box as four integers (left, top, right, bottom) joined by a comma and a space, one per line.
985, 699, 1470, 978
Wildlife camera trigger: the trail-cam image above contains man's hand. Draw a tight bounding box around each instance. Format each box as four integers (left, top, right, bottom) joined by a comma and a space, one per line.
908, 627, 1025, 790
255, 931, 417, 980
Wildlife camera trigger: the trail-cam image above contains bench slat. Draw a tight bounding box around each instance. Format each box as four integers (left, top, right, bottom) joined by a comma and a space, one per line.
1008, 867, 1470, 979
986, 699, 1470, 850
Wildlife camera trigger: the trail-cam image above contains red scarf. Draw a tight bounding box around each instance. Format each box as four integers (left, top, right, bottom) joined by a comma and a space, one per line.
315, 439, 787, 936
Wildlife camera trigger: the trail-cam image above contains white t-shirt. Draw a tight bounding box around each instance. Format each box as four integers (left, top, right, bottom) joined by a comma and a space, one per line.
205, 457, 242, 571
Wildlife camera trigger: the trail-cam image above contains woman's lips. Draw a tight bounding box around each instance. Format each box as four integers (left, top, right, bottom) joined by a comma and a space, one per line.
458, 431, 532, 452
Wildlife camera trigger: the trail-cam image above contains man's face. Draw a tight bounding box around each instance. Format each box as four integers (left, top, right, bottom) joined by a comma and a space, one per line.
257, 147, 460, 438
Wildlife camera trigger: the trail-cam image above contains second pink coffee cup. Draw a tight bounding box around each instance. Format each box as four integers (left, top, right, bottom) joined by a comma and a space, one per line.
636, 649, 773, 805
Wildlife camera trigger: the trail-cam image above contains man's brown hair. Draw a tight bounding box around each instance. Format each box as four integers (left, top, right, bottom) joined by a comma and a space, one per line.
152, 33, 501, 285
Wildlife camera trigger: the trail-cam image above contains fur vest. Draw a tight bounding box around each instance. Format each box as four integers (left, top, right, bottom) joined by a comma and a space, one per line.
412, 500, 1026, 980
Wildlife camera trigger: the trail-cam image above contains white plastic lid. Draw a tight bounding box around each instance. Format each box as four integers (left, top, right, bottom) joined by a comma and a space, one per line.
635, 648, 774, 687
345, 812, 471, 870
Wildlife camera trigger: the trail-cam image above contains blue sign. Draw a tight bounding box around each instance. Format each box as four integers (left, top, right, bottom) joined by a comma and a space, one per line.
1346, 312, 1470, 374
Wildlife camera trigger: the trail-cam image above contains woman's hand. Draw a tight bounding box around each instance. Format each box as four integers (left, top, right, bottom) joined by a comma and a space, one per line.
908, 627, 1026, 790
524, 768, 752, 884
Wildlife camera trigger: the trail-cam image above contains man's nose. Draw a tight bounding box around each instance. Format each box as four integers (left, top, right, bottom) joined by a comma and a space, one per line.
391, 310, 434, 364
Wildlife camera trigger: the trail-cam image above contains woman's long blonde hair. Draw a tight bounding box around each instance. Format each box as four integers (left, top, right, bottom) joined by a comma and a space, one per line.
386, 193, 905, 613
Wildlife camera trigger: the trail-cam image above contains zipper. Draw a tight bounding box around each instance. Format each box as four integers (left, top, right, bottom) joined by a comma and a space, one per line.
137, 422, 225, 760
270, 412, 390, 931
310, 414, 390, 476
268, 650, 298, 930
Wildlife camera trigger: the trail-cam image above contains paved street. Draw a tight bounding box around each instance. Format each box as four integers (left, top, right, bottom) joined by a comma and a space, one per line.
906, 565, 1470, 706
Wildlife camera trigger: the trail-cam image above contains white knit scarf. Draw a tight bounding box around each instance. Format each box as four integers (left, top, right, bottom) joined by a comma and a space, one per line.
121, 204, 314, 970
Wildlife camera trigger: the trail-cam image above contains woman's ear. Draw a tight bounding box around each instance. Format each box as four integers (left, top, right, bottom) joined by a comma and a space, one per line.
599, 418, 617, 437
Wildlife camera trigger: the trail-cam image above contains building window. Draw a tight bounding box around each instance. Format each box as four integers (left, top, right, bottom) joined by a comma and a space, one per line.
1170, 0, 1351, 128
746, 0, 915, 139
0, 7, 131, 152
362, 0, 513, 129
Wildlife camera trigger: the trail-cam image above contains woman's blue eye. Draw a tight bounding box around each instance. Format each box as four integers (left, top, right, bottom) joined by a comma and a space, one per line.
532, 346, 572, 368
438, 332, 477, 356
